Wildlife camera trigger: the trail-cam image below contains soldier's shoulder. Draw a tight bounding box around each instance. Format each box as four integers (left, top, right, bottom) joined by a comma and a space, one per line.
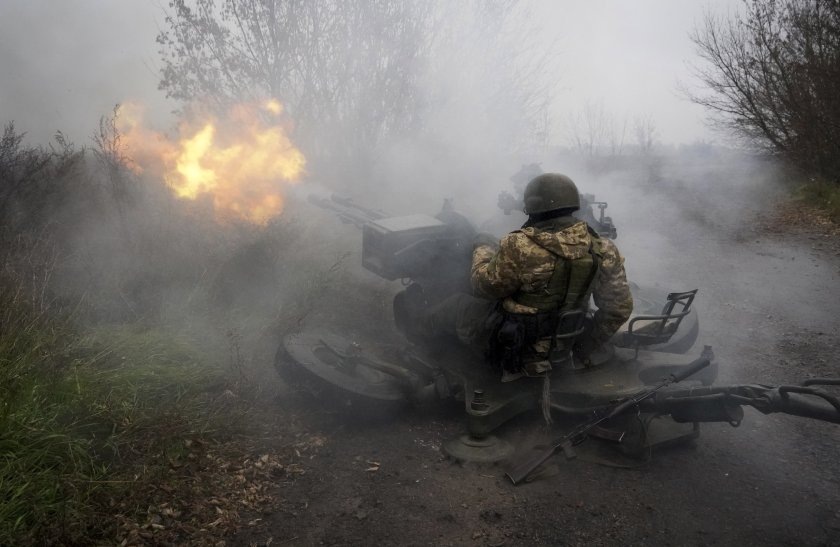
596, 236, 622, 255
595, 237, 626, 267
501, 229, 529, 244
497, 230, 534, 255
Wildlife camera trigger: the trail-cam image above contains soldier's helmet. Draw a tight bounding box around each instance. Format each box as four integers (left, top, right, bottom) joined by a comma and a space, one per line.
523, 173, 580, 215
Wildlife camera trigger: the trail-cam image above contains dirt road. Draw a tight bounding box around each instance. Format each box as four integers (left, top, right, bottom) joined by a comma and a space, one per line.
233, 182, 840, 546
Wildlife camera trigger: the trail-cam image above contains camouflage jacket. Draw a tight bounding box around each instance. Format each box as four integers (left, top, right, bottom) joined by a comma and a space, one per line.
471, 218, 633, 346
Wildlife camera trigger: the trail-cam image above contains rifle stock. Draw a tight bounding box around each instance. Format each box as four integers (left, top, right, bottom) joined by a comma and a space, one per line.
507, 441, 575, 485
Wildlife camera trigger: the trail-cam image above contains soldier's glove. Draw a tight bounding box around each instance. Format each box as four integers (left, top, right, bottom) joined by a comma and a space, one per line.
573, 335, 599, 365
572, 316, 601, 365
473, 232, 499, 250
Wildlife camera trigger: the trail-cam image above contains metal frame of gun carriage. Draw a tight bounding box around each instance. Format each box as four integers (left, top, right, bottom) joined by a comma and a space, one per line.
278, 193, 840, 484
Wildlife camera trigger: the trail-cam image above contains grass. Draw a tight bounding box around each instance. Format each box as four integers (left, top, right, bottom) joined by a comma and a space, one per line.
0, 294, 232, 545
795, 176, 840, 222
0, 122, 310, 544
0, 291, 100, 544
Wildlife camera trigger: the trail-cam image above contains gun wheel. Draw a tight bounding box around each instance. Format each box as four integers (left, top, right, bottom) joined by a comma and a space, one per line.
276, 331, 411, 404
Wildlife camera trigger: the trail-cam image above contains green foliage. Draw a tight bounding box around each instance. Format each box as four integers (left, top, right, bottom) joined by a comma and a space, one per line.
796, 177, 840, 222
0, 97, 327, 543
0, 221, 228, 543
0, 307, 229, 544
0, 264, 96, 543
75, 325, 225, 438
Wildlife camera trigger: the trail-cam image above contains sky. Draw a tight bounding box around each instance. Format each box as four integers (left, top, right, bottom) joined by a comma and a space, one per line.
0, 0, 736, 147
540, 0, 736, 146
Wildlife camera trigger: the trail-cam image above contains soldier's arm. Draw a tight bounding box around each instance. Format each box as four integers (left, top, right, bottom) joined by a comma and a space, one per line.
470, 234, 522, 299
590, 240, 633, 346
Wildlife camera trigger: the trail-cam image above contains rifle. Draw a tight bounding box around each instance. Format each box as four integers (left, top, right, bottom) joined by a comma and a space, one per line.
507, 357, 840, 485
506, 352, 712, 485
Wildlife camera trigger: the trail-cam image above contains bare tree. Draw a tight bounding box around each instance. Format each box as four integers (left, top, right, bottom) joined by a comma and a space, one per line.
608, 115, 628, 157
158, 0, 434, 180
157, 0, 558, 184
440, 1, 560, 154
633, 114, 657, 156
688, 0, 840, 183
92, 105, 136, 212
566, 101, 628, 158
567, 101, 606, 157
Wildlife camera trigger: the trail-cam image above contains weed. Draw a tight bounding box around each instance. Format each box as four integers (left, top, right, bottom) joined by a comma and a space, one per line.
0, 117, 318, 544
795, 176, 840, 222
0, 249, 234, 544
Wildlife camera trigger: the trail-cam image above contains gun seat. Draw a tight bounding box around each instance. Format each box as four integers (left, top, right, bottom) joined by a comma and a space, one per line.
546, 309, 587, 366
624, 290, 697, 358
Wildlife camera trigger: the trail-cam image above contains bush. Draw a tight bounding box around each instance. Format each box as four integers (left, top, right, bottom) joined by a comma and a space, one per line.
796, 176, 840, 222
0, 248, 231, 543
0, 121, 295, 543
690, 0, 840, 185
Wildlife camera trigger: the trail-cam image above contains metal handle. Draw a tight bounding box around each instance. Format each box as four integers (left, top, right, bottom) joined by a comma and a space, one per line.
670, 356, 711, 383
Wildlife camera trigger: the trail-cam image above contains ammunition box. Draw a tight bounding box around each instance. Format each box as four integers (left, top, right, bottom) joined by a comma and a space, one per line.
362, 214, 450, 280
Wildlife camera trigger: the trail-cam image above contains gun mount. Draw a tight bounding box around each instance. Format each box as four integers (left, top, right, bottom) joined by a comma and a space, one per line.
580, 193, 618, 240
280, 192, 839, 478
308, 192, 696, 353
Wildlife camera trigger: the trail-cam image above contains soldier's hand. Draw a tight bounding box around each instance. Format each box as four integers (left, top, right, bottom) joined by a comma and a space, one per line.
473, 232, 499, 250
573, 336, 599, 363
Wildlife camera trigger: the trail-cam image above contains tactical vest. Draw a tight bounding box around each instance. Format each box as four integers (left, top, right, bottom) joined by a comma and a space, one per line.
487, 222, 604, 375
511, 226, 603, 314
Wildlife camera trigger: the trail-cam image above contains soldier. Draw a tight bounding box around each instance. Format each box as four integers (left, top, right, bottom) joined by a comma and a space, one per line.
426, 173, 632, 381
496, 164, 616, 239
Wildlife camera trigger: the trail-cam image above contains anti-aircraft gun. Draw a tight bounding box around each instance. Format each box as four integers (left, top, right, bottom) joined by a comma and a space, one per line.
307, 193, 695, 352
279, 192, 840, 478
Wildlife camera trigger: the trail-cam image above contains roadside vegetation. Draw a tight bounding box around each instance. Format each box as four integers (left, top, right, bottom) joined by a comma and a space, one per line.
689, 0, 840, 220
795, 176, 840, 223
0, 120, 329, 545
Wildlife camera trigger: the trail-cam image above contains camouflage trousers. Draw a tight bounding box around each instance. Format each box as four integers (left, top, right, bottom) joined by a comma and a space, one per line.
423, 293, 561, 375
399, 288, 572, 375
423, 293, 501, 351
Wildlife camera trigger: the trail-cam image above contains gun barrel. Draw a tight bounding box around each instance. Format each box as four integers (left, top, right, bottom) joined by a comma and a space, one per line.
330, 194, 388, 220
308, 194, 379, 228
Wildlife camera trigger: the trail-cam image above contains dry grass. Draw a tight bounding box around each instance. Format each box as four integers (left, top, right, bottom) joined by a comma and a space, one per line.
771, 201, 840, 236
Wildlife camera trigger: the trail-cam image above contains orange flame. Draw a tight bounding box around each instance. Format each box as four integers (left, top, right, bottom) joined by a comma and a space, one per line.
118, 100, 305, 224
